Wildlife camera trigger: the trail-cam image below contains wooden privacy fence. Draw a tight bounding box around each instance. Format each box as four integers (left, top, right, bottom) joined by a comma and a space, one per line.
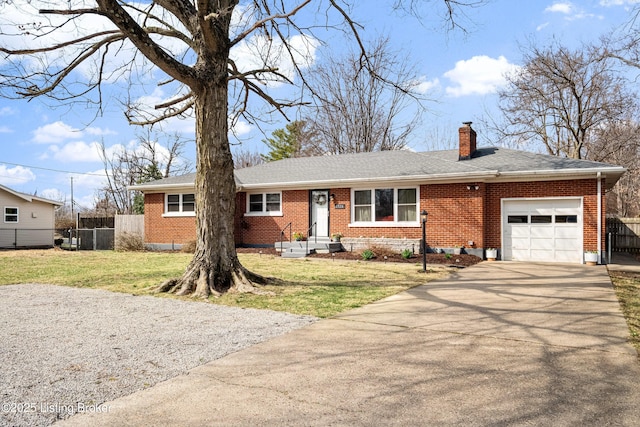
114, 214, 144, 247
607, 218, 640, 253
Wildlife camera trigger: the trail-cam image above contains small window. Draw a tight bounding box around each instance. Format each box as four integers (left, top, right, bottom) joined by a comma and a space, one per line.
165, 194, 196, 214
182, 194, 195, 212
531, 215, 552, 224
354, 190, 372, 222
4, 207, 18, 223
247, 192, 281, 215
397, 189, 417, 222
167, 195, 180, 212
508, 215, 528, 224
375, 189, 394, 222
266, 193, 281, 212
249, 194, 263, 212
555, 215, 578, 223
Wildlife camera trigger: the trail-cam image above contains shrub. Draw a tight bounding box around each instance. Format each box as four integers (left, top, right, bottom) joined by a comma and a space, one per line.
445, 253, 452, 260
181, 240, 196, 253
115, 232, 145, 252
401, 248, 412, 259
361, 249, 375, 260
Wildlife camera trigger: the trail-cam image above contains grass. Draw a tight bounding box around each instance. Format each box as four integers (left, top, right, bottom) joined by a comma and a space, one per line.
0, 249, 448, 318
609, 271, 640, 352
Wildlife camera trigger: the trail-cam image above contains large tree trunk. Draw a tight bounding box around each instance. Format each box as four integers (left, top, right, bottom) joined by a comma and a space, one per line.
157, 63, 267, 298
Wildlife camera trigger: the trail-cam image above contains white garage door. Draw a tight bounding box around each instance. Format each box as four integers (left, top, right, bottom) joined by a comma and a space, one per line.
502, 198, 583, 263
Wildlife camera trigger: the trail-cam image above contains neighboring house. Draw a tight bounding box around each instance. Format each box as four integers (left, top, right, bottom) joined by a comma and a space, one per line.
0, 184, 62, 249
131, 123, 625, 264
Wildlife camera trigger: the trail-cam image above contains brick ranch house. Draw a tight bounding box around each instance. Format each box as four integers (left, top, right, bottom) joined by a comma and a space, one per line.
131, 123, 625, 264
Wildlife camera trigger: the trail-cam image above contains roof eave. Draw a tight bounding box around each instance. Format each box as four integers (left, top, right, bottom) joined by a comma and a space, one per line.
236, 171, 500, 191
496, 166, 626, 189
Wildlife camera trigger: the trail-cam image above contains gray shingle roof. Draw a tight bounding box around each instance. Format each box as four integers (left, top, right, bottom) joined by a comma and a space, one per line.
132, 147, 625, 191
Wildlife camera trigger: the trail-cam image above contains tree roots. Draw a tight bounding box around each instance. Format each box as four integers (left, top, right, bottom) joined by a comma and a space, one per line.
155, 262, 275, 298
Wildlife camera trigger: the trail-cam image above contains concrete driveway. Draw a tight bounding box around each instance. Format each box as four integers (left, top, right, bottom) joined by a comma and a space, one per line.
60, 262, 640, 426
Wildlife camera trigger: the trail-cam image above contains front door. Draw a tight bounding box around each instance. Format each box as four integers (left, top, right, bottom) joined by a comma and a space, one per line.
311, 190, 329, 237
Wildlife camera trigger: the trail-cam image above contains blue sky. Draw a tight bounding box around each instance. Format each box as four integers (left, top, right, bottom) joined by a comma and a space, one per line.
0, 0, 637, 208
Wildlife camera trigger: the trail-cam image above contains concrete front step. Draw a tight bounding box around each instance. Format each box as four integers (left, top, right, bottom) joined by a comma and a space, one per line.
281, 247, 315, 258
275, 240, 343, 256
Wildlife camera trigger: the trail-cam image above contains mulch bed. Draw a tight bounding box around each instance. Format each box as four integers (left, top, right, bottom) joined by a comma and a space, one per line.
236, 247, 482, 268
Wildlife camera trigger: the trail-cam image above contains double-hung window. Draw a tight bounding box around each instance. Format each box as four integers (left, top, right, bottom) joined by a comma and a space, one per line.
246, 192, 282, 215
352, 188, 418, 225
4, 207, 18, 223
165, 194, 195, 215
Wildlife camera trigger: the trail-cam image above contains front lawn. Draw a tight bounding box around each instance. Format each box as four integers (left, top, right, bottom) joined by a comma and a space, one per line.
610, 271, 640, 352
0, 249, 448, 318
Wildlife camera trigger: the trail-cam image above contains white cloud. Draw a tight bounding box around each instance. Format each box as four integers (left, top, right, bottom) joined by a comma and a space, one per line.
48, 141, 104, 162
231, 119, 253, 136
0, 164, 36, 185
71, 169, 108, 193
0, 126, 12, 133
0, 106, 16, 116
544, 2, 600, 21
537, 22, 550, 31
40, 188, 66, 202
85, 126, 117, 137
444, 56, 520, 97
600, 0, 640, 5
231, 33, 319, 87
545, 2, 573, 14
414, 77, 440, 94
32, 121, 82, 144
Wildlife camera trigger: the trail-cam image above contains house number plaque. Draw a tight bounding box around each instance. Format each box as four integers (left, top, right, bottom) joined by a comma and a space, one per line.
334, 204, 346, 209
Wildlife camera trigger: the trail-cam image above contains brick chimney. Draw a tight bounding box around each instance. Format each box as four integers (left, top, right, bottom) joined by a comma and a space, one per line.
458, 121, 477, 160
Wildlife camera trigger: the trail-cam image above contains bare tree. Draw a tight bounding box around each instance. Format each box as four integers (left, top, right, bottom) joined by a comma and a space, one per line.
495, 40, 635, 160
588, 117, 640, 217
0, 1, 480, 296
98, 130, 191, 214
303, 37, 425, 154
233, 148, 264, 169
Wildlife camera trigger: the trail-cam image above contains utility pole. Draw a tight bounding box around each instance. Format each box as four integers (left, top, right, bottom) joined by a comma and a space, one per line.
70, 176, 74, 219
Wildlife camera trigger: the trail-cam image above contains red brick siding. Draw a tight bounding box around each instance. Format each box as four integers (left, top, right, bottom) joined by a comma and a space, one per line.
144, 193, 196, 244
145, 178, 605, 252
239, 190, 309, 246
422, 183, 485, 249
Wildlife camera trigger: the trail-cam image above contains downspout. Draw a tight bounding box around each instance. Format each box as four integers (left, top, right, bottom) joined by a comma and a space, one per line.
597, 172, 602, 264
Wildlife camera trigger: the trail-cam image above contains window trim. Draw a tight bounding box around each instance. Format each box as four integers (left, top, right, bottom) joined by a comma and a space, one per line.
244, 191, 283, 217
4, 207, 18, 223
349, 187, 420, 227
162, 193, 196, 217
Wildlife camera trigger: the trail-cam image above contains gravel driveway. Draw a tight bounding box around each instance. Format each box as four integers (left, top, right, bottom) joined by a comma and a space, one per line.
0, 284, 317, 427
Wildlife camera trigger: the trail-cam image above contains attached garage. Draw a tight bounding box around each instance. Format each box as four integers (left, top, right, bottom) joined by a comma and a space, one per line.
502, 198, 583, 263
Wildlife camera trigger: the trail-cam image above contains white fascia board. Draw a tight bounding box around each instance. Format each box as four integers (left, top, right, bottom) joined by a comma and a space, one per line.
495, 166, 626, 188
237, 171, 500, 191
128, 183, 195, 192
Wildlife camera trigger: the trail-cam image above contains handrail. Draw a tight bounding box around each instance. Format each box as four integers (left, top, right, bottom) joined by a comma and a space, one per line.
279, 222, 292, 253
305, 222, 317, 255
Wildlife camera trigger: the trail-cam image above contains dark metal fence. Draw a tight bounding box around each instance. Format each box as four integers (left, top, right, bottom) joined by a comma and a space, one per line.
606, 218, 640, 253
76, 228, 115, 250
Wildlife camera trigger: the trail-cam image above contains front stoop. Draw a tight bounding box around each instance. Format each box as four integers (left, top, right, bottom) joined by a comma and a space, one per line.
275, 239, 342, 258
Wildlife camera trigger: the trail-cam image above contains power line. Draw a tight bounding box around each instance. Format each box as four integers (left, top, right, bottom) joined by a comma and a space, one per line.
0, 161, 106, 176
